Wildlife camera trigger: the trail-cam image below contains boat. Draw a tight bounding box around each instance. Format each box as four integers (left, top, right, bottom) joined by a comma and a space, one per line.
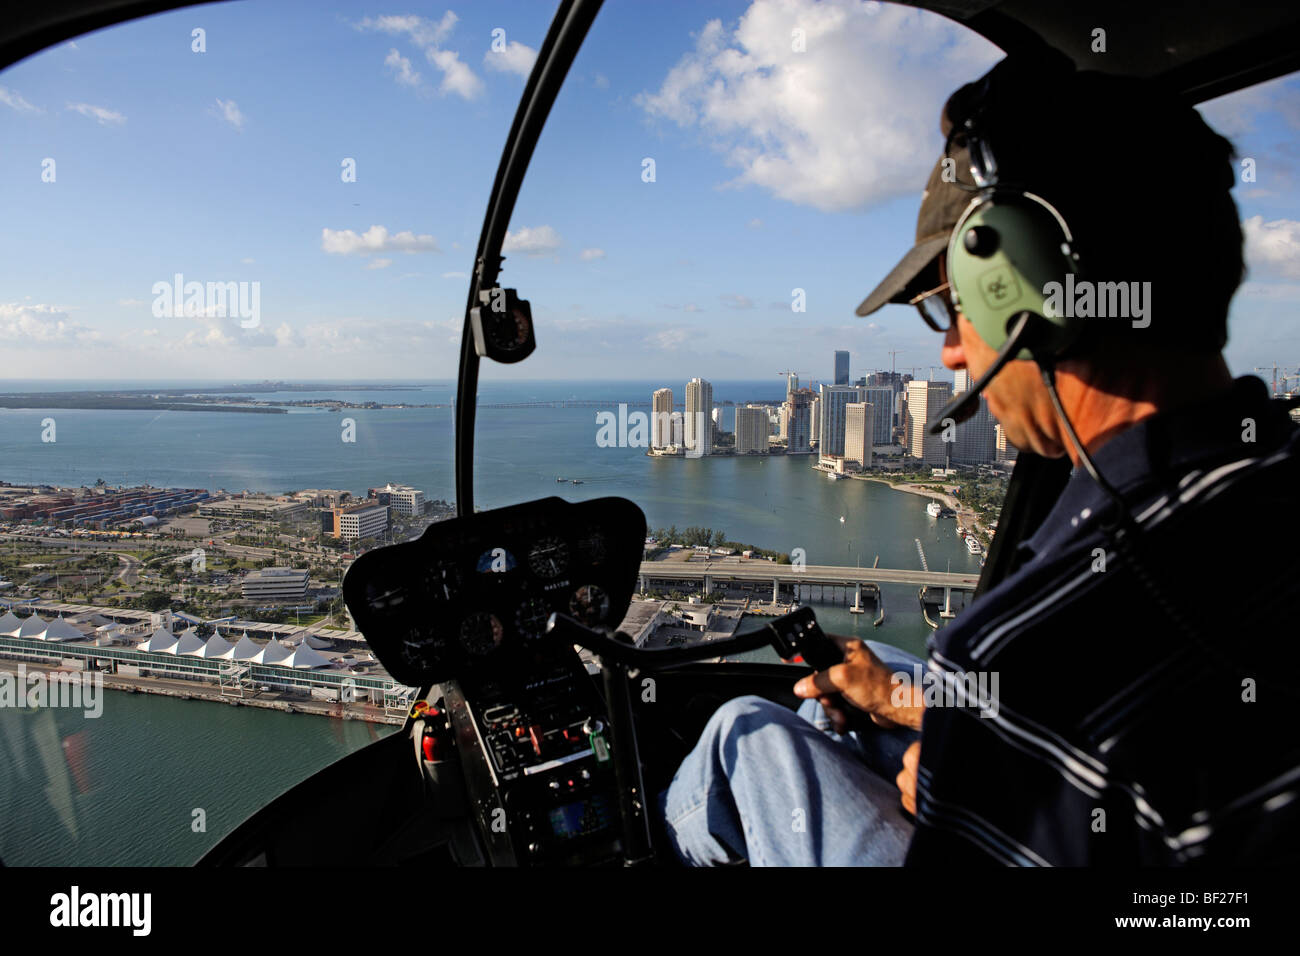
826, 471, 844, 481
926, 501, 942, 518
965, 534, 982, 554
571, 479, 584, 485
839, 515, 845, 524
556, 477, 565, 482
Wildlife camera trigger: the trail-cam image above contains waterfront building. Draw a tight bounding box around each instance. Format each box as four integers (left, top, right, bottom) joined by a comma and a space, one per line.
953, 395, 997, 464
810, 396, 821, 448
845, 402, 874, 468
734, 406, 771, 455
685, 378, 713, 456
651, 388, 673, 449
906, 379, 954, 465
862, 386, 895, 444
818, 384, 865, 457
785, 388, 813, 454
371, 483, 424, 516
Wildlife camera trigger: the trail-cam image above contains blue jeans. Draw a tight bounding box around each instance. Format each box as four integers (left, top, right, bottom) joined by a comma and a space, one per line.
657, 641, 923, 866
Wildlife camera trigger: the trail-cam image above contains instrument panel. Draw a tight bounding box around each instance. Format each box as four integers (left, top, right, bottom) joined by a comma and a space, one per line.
343, 496, 646, 686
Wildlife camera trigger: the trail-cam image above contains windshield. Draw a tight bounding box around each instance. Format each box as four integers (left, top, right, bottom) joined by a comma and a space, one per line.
0, 0, 556, 865
2, 0, 1298, 868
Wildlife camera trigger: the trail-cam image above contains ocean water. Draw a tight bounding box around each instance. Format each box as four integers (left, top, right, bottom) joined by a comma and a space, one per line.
0, 379, 979, 863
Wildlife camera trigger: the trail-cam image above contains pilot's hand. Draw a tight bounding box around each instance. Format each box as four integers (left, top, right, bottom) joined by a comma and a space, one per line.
897, 740, 921, 815
791, 638, 925, 732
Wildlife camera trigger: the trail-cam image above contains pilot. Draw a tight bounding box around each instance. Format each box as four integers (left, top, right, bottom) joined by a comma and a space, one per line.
658, 50, 1300, 866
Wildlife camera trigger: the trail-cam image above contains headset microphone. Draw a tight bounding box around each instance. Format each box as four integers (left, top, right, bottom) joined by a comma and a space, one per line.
927, 310, 1036, 435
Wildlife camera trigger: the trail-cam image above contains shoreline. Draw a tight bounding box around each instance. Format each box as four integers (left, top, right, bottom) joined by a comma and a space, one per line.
856, 476, 985, 537
0, 660, 405, 726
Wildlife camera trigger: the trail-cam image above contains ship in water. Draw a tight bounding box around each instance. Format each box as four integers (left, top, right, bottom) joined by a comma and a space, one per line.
926, 500, 942, 518
965, 534, 983, 555
827, 471, 845, 481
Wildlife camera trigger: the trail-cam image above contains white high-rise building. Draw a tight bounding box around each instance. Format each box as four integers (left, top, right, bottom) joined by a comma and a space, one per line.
906, 380, 953, 465
734, 406, 771, 455
810, 396, 821, 448
670, 411, 684, 447
786, 372, 799, 398
845, 403, 874, 468
652, 388, 673, 449
954, 369, 973, 395
685, 378, 713, 456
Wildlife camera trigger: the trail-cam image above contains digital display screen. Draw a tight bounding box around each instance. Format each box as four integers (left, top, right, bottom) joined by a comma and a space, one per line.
548, 795, 611, 840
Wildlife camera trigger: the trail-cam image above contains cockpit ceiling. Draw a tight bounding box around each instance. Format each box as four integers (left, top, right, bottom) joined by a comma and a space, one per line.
3, 1, 1300, 106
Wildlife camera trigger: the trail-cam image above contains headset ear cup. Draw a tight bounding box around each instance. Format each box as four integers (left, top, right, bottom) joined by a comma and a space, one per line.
947, 190, 1081, 360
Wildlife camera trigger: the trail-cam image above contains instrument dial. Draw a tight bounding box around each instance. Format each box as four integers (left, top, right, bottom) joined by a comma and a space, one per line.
459, 612, 504, 655
569, 584, 610, 627
514, 596, 552, 640
528, 536, 570, 578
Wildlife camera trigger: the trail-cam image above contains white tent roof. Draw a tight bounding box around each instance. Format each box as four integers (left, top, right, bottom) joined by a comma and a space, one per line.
200, 633, 235, 659
137, 627, 178, 653
16, 614, 48, 638
230, 633, 262, 661
175, 629, 207, 655
0, 610, 24, 636
252, 639, 291, 666
301, 632, 332, 649
279, 641, 330, 669
39, 616, 85, 642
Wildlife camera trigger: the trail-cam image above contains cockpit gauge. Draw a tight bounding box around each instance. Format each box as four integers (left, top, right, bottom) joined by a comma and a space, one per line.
569, 584, 610, 627
528, 536, 570, 578
577, 531, 607, 566
459, 612, 505, 656
423, 561, 462, 601
514, 596, 552, 640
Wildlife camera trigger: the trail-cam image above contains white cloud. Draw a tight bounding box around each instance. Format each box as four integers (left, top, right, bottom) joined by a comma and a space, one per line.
484, 39, 537, 78
66, 102, 125, 125
579, 247, 606, 261
593, 73, 610, 89
118, 298, 147, 307
359, 12, 483, 99
240, 257, 255, 265
637, 0, 1000, 211
365, 258, 394, 270
214, 98, 245, 130
0, 86, 41, 113
503, 225, 562, 257
0, 303, 102, 345
384, 49, 422, 87
747, 217, 763, 229
442, 270, 469, 278
1243, 215, 1300, 279
321, 225, 440, 256
720, 293, 755, 309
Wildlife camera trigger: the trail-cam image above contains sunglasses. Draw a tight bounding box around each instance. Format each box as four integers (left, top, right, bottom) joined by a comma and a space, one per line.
909, 281, 958, 332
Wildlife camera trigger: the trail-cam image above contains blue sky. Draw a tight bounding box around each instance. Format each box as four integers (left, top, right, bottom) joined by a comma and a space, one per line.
2, 0, 1299, 389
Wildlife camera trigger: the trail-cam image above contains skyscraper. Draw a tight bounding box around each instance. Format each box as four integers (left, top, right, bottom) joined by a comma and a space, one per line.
734, 406, 771, 455
685, 378, 713, 456
785, 388, 813, 454
862, 386, 895, 444
651, 387, 673, 449
834, 350, 850, 385
786, 372, 799, 399
953, 395, 996, 464
996, 423, 1019, 461
953, 369, 973, 395
818, 384, 865, 457
906, 380, 954, 465
845, 403, 874, 468
810, 396, 821, 449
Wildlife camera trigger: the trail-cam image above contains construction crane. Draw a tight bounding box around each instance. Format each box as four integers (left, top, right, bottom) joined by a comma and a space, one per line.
888, 350, 903, 377
1253, 363, 1300, 397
